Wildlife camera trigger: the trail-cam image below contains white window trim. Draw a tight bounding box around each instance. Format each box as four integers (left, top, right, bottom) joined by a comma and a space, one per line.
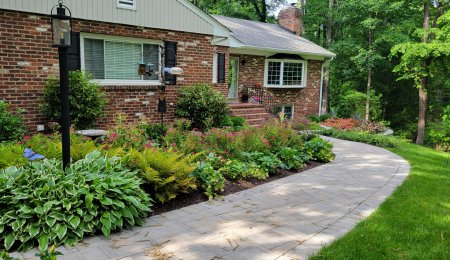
212, 52, 218, 83
281, 104, 294, 120
80, 33, 163, 86
264, 59, 307, 88
117, 0, 137, 10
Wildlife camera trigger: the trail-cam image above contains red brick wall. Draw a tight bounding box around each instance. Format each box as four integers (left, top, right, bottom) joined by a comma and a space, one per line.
0, 9, 229, 132
231, 54, 323, 122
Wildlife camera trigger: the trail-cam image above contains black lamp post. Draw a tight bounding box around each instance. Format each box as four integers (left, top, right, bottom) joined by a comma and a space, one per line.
51, 0, 72, 169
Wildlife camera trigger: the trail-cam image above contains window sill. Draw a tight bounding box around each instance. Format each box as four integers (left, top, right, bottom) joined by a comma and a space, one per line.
94, 80, 162, 86
264, 85, 306, 89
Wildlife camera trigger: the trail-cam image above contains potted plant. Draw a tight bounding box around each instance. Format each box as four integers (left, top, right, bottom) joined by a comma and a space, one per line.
241, 86, 249, 102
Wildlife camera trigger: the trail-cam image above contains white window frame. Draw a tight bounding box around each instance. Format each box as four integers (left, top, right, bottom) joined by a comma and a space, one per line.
117, 0, 137, 10
281, 105, 294, 120
212, 52, 218, 83
264, 59, 307, 88
80, 33, 163, 86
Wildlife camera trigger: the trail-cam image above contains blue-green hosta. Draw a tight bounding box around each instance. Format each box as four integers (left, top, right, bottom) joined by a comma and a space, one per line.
0, 151, 151, 252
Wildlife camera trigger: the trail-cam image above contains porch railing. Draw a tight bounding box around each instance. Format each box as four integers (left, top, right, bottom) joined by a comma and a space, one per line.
244, 85, 277, 115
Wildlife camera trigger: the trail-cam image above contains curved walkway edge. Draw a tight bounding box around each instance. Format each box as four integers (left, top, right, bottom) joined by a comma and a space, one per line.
17, 137, 411, 260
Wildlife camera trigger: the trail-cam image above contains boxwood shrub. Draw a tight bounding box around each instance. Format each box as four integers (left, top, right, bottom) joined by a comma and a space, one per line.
0, 151, 151, 252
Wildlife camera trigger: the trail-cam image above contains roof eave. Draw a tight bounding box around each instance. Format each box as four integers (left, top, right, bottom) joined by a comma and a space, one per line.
234, 45, 336, 58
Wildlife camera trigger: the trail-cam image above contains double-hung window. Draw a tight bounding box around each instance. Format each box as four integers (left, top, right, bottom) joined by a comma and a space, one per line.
264, 59, 307, 88
81, 34, 162, 85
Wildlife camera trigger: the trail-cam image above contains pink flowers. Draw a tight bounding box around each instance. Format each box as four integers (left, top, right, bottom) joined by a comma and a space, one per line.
171, 143, 177, 147
144, 142, 153, 148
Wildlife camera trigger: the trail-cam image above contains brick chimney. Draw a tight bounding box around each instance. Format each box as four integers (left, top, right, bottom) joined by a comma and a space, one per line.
278, 3, 303, 36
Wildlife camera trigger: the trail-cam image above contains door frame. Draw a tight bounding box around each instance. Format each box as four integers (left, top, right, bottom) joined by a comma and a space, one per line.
228, 57, 239, 100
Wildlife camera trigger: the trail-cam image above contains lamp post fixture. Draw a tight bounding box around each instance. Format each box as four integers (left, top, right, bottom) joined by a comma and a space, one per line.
51, 0, 72, 169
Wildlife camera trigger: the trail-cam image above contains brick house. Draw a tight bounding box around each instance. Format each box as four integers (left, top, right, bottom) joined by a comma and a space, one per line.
0, 0, 334, 132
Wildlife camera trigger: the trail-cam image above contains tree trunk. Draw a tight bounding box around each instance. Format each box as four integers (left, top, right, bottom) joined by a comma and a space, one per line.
326, 0, 333, 48
416, 2, 430, 145
365, 68, 372, 122
320, 0, 333, 115
417, 80, 428, 145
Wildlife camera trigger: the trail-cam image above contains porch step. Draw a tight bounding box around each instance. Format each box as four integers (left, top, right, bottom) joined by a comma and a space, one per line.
229, 103, 274, 127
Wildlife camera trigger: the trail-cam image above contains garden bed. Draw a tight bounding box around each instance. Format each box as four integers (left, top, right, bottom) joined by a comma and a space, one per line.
150, 161, 323, 216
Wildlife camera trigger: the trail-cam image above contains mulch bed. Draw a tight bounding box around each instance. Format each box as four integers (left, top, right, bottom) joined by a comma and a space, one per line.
150, 161, 323, 216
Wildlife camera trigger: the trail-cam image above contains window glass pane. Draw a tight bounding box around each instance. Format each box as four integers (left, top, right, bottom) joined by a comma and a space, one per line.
105, 41, 142, 80
143, 44, 159, 81
84, 39, 105, 79
267, 61, 281, 85
283, 62, 303, 86
283, 105, 293, 119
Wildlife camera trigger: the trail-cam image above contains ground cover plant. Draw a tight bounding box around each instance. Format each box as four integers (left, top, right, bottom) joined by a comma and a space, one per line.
0, 151, 151, 252
311, 134, 450, 259
321, 129, 405, 148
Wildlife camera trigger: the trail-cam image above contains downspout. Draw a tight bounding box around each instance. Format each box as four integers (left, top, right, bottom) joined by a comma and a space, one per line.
318, 56, 334, 116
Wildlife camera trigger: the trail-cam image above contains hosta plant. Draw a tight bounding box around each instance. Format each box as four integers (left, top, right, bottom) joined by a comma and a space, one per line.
303, 136, 335, 162
219, 160, 268, 180
0, 151, 151, 252
277, 147, 310, 171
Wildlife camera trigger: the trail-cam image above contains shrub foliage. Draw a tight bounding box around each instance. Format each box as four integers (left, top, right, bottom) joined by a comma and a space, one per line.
40, 71, 107, 129
175, 84, 230, 130
0, 101, 26, 143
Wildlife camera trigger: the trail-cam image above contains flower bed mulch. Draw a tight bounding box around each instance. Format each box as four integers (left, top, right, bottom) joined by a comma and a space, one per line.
150, 161, 323, 216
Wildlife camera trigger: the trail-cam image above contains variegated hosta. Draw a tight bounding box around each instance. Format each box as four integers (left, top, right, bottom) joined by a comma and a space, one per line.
0, 151, 152, 252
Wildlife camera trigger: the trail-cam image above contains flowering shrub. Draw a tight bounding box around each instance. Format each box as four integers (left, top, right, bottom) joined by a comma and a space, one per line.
322, 118, 387, 134
104, 114, 147, 151
322, 118, 359, 130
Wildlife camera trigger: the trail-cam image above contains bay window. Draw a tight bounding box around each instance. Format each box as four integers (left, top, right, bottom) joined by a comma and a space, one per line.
264, 59, 307, 88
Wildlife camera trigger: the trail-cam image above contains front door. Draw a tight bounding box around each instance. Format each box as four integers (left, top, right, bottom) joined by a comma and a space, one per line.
228, 58, 239, 99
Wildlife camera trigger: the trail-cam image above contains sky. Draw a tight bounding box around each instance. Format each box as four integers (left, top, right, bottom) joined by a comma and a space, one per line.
273, 0, 299, 15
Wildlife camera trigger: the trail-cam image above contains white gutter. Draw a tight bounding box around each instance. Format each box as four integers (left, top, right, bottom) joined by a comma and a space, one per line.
319, 56, 335, 116
239, 45, 336, 58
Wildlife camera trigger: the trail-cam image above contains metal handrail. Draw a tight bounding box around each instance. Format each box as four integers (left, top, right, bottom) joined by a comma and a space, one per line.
243, 85, 277, 115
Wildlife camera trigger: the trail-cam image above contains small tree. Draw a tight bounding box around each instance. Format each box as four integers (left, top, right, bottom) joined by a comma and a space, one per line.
40, 71, 108, 129
175, 84, 230, 131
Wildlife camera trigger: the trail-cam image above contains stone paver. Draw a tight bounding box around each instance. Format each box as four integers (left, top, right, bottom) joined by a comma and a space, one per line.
16, 137, 410, 260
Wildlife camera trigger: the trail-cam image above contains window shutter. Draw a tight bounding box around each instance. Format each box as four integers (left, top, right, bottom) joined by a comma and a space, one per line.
217, 53, 226, 83
68, 32, 80, 71
164, 41, 177, 85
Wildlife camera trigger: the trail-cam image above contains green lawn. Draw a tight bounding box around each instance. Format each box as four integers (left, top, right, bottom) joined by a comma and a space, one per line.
311, 142, 450, 259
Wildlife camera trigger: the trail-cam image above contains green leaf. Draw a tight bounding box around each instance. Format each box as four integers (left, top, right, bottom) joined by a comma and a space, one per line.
112, 199, 125, 208
46, 216, 57, 227
38, 234, 49, 252
122, 207, 133, 219
4, 233, 15, 250
69, 216, 81, 229
29, 224, 40, 237
100, 197, 113, 205
63, 199, 72, 211
85, 193, 94, 209
57, 224, 67, 240
101, 225, 111, 237
101, 212, 111, 230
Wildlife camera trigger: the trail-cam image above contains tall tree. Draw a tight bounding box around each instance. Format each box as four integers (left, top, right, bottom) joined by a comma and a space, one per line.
189, 0, 287, 22
391, 2, 450, 145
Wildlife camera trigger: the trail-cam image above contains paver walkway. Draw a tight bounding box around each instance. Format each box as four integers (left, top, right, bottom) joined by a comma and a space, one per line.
18, 138, 410, 260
